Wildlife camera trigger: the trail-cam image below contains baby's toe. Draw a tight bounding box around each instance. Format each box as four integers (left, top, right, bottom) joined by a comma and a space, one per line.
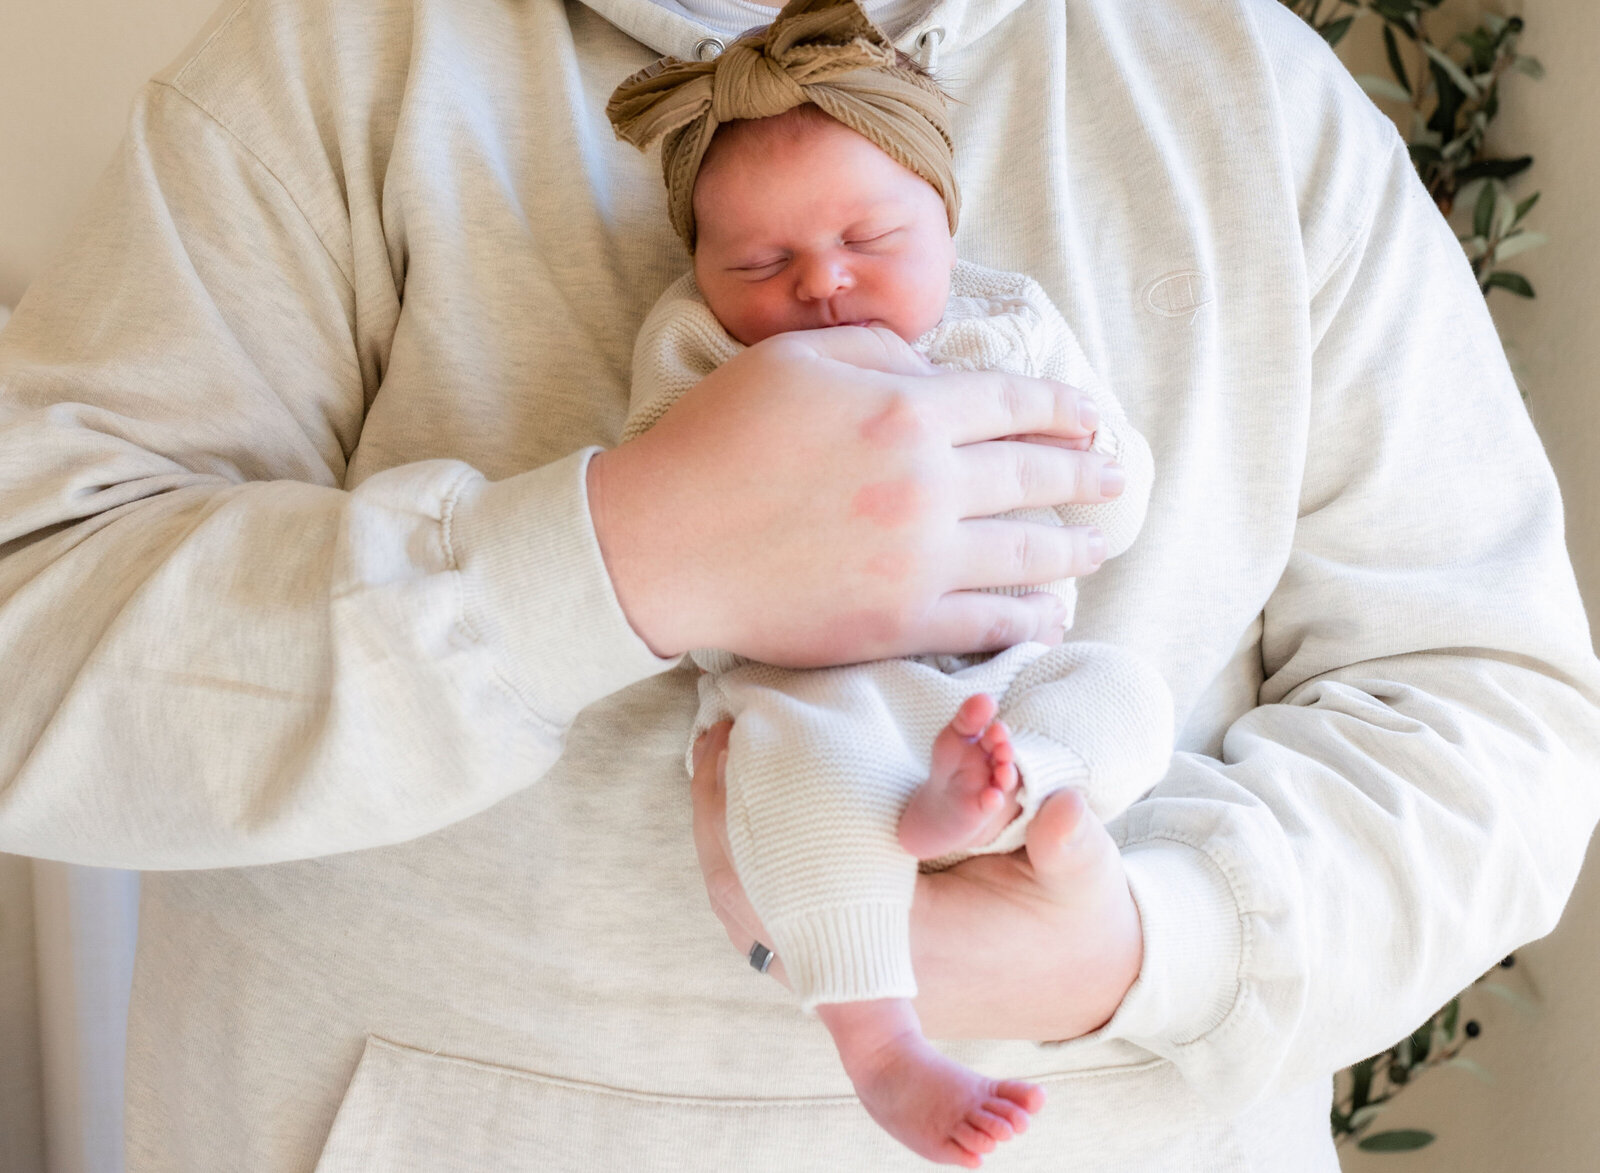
978, 719, 1012, 757
952, 694, 998, 739
995, 1080, 1046, 1115
939, 1139, 984, 1170
953, 1121, 997, 1156
983, 1097, 1030, 1134
968, 1106, 1016, 1143
992, 760, 1018, 796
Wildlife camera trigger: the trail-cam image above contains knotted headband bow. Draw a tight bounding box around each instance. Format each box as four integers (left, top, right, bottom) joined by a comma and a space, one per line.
605, 0, 959, 252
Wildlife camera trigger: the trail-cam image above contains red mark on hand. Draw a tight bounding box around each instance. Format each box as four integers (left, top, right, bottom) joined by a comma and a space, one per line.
852, 480, 923, 528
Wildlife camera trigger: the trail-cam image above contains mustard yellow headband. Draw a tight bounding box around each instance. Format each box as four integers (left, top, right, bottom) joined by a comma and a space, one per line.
605, 0, 960, 252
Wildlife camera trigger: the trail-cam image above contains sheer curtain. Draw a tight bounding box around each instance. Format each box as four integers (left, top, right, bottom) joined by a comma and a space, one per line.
32, 864, 140, 1173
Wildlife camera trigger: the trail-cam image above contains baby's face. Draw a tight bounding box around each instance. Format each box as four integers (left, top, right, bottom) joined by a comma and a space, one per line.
691, 111, 956, 347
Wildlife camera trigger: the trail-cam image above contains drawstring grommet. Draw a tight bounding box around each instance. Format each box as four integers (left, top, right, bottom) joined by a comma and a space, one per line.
913, 26, 945, 69
694, 36, 725, 61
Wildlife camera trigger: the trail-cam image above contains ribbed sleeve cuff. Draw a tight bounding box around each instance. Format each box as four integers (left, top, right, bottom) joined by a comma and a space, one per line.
976, 729, 1088, 856
770, 903, 919, 1011
1099, 840, 1242, 1049
1009, 729, 1090, 811
447, 448, 680, 728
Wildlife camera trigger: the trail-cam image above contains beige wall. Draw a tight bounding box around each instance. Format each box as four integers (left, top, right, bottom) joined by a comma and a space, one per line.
0, 0, 1596, 1170
1335, 2, 1600, 1169
0, 0, 221, 307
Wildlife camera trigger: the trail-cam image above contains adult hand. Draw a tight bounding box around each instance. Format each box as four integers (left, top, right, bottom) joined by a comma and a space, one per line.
588, 326, 1122, 666
689, 723, 1144, 1041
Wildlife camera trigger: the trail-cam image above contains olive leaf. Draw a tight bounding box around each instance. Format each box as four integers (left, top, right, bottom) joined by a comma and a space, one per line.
1321, 14, 1357, 45
1424, 42, 1481, 98
1359, 1130, 1437, 1153
1473, 180, 1497, 239
1383, 22, 1412, 91
1357, 74, 1414, 103
1485, 270, 1534, 297
1493, 230, 1548, 262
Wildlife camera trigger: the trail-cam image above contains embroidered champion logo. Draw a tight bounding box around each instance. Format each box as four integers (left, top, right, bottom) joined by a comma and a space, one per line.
1143, 270, 1213, 321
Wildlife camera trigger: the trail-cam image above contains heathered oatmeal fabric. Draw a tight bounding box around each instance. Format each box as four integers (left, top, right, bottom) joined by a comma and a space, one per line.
0, 0, 1597, 1167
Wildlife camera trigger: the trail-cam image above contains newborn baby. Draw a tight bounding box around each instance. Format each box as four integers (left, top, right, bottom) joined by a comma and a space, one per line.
608, 0, 1172, 1164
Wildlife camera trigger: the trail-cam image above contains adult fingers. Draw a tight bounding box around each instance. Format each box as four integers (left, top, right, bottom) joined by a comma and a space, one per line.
951, 519, 1105, 591
918, 590, 1071, 655
689, 723, 749, 938
926, 371, 1098, 446
954, 440, 1122, 517
766, 323, 938, 376
688, 722, 790, 987
1002, 432, 1094, 452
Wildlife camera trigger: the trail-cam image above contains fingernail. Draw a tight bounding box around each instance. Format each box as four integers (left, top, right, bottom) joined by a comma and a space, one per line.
1087, 529, 1106, 568
1078, 398, 1099, 432
1099, 462, 1125, 499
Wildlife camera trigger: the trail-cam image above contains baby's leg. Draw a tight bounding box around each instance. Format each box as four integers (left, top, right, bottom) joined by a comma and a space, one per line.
898, 694, 1023, 859
817, 998, 1044, 1169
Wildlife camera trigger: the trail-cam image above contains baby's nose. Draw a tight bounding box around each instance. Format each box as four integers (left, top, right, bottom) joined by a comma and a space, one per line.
796, 257, 855, 301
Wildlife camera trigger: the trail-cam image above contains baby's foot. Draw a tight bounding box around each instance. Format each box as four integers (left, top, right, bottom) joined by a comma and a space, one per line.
898, 694, 1020, 859
820, 999, 1045, 1168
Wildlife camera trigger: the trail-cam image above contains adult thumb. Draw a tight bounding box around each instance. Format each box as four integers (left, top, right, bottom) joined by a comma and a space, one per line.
784, 323, 938, 376
1024, 788, 1094, 884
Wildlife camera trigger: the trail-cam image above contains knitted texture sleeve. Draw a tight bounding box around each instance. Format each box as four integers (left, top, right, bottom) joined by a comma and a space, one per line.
621, 271, 742, 444
934, 262, 1153, 558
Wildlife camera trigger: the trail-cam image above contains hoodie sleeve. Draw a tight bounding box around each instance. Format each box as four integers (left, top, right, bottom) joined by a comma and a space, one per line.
1090, 9, 1600, 1109
0, 79, 674, 870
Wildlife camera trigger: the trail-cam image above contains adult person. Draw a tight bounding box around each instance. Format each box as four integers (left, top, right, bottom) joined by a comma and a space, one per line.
0, 0, 1596, 1169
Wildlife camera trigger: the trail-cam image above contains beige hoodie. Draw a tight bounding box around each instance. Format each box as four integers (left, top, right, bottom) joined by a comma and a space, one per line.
1, 0, 1597, 1168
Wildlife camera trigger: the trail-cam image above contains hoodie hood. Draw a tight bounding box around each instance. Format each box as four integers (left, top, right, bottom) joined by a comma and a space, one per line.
574, 0, 1029, 66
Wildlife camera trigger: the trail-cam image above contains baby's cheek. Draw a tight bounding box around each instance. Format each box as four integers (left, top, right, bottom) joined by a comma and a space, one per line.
729, 293, 796, 347
893, 261, 953, 339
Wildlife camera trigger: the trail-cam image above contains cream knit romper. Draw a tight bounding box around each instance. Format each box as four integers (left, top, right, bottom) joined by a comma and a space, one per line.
623, 261, 1173, 1008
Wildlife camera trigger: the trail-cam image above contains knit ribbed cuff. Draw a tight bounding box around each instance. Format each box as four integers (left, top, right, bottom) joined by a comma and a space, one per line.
1099, 840, 1243, 1048
1008, 728, 1090, 811
447, 448, 680, 728
976, 728, 1088, 856
770, 902, 918, 1011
